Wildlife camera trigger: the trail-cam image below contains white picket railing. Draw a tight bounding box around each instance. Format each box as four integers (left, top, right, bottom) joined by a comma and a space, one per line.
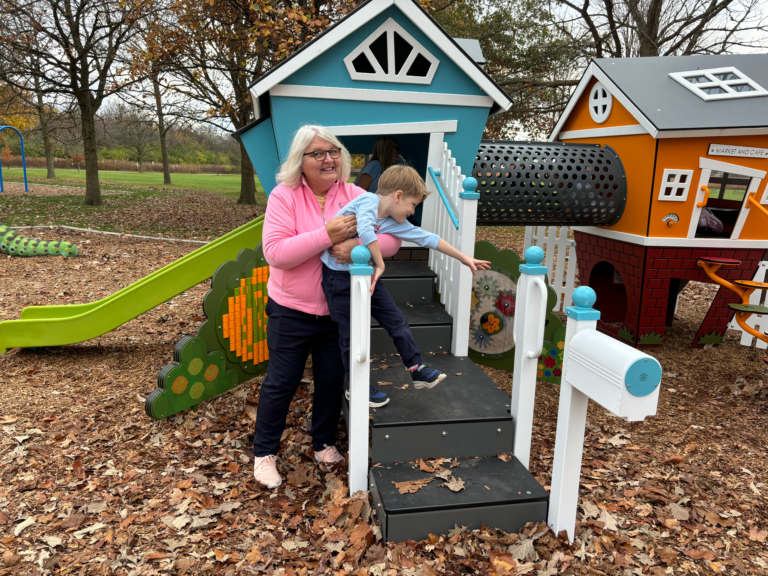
421, 139, 477, 356
524, 225, 577, 313
728, 261, 768, 350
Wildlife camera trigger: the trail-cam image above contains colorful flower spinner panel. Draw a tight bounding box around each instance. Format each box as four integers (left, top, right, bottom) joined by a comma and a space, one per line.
469, 267, 517, 359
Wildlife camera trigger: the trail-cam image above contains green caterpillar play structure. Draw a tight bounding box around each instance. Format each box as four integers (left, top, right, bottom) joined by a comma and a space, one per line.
0, 224, 79, 257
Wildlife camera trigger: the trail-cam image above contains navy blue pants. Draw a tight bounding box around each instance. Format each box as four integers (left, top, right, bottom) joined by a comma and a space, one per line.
321, 265, 422, 383
253, 299, 345, 457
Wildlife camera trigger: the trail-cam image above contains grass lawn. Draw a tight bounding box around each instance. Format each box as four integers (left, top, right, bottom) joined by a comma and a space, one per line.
1, 167, 265, 202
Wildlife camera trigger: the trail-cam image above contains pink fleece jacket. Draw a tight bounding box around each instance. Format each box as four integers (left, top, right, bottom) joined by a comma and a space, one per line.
263, 177, 401, 315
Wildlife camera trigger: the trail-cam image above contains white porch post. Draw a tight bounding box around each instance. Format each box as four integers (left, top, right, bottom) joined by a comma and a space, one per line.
547, 286, 600, 542
348, 246, 372, 495
452, 177, 479, 356
510, 246, 549, 469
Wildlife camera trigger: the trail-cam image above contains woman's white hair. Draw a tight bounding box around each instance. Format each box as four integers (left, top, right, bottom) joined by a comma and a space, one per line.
275, 125, 351, 190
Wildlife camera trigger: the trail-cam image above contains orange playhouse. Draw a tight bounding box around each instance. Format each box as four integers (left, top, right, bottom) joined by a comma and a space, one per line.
549, 55, 768, 348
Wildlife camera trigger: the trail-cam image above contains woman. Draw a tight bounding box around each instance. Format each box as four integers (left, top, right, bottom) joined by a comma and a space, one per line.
253, 125, 402, 489
355, 136, 400, 192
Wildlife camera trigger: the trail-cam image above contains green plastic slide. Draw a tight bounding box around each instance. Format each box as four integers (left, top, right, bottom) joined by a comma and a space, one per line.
0, 217, 264, 354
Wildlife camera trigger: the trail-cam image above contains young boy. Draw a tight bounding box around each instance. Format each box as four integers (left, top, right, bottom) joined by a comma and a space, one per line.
320, 165, 491, 408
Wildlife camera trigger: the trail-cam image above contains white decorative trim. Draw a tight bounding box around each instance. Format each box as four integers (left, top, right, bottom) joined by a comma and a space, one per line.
572, 226, 768, 249
588, 82, 612, 124
343, 17, 439, 85
698, 157, 767, 179
669, 67, 768, 102
687, 169, 711, 239
657, 127, 768, 138
326, 120, 457, 136
558, 125, 647, 140
248, 0, 512, 117
731, 177, 761, 240
549, 62, 658, 141
657, 169, 694, 202
270, 84, 494, 107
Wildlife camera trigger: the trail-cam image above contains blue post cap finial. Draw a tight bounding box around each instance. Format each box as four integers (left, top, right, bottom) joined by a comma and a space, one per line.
519, 245, 547, 275
349, 245, 373, 275
459, 177, 480, 199
566, 286, 601, 320
524, 246, 545, 266
572, 286, 597, 309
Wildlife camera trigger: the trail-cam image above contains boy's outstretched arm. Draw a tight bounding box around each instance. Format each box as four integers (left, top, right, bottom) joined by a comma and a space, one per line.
367, 240, 386, 294
436, 239, 491, 274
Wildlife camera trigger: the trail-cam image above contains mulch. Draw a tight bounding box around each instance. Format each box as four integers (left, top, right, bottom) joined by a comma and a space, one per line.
0, 193, 767, 575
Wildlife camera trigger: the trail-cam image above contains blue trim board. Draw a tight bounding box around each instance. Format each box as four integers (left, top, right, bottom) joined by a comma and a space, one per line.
237, 115, 280, 196
282, 6, 486, 97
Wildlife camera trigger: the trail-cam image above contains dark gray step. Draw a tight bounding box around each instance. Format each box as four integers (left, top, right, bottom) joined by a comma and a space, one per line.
371, 303, 452, 354
370, 455, 548, 542
380, 261, 436, 303
343, 353, 514, 463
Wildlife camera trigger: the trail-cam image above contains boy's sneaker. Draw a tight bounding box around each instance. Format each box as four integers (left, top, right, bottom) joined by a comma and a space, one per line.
345, 384, 390, 407
253, 455, 281, 489
411, 365, 446, 389
314, 445, 345, 471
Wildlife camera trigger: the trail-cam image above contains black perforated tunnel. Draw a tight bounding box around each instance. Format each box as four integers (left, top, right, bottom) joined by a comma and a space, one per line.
473, 141, 627, 226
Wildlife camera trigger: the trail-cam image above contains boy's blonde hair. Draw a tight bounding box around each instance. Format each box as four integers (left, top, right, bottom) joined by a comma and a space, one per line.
377, 165, 430, 200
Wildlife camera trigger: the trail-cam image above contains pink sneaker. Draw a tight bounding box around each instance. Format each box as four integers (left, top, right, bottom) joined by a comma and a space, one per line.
253, 455, 281, 489
314, 445, 344, 470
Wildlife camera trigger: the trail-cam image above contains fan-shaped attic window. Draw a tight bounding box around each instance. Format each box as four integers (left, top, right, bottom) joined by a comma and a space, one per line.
344, 18, 439, 85
669, 67, 768, 101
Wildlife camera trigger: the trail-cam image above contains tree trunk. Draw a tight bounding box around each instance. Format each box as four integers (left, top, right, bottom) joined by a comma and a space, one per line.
152, 73, 172, 185
33, 75, 56, 179
79, 99, 102, 206
238, 141, 257, 205
138, 159, 143, 173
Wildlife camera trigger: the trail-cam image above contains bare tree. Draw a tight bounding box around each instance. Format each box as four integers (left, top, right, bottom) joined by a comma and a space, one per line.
0, 0, 152, 205
548, 0, 768, 58
113, 106, 156, 173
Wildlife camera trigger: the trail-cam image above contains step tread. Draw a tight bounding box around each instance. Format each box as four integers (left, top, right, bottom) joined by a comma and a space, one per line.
381, 261, 436, 279
729, 303, 768, 314
372, 455, 548, 513
368, 353, 510, 426
372, 302, 452, 327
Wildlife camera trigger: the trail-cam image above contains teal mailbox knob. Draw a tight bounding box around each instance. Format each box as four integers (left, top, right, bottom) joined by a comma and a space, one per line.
523, 245, 544, 266
572, 286, 597, 309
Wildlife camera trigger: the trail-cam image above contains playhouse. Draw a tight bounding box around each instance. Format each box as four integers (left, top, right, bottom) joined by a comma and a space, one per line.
233, 0, 512, 201
548, 55, 768, 347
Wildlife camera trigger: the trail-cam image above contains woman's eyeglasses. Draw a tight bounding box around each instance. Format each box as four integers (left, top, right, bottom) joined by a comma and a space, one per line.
303, 148, 341, 161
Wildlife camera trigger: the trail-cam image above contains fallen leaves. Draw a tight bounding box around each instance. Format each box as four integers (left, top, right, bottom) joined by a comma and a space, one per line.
441, 476, 465, 492
392, 477, 434, 494
749, 524, 768, 542
683, 549, 717, 561
72, 457, 86, 479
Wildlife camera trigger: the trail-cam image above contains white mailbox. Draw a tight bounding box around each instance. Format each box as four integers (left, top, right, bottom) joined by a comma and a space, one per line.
565, 330, 662, 422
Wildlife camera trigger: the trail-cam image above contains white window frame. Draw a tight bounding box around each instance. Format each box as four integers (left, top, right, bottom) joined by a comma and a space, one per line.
687, 157, 767, 240
657, 169, 694, 202
669, 67, 768, 101
588, 82, 612, 124
343, 17, 439, 85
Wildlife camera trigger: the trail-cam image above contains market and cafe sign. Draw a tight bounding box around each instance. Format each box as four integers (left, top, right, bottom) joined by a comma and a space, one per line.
708, 143, 768, 159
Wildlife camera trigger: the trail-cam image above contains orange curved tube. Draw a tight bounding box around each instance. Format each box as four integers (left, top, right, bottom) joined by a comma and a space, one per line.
734, 312, 768, 346
697, 185, 710, 208
697, 261, 745, 302
747, 192, 768, 220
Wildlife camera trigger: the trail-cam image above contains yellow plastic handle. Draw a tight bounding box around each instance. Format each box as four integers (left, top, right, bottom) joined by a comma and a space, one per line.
697, 185, 710, 208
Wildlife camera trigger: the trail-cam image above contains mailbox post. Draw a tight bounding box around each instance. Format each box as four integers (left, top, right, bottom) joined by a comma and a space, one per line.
548, 286, 662, 542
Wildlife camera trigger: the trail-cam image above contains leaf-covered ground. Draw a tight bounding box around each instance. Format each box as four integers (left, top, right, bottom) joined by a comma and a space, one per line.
0, 192, 767, 575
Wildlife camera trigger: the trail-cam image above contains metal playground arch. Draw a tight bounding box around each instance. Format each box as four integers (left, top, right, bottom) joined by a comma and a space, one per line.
0, 125, 29, 193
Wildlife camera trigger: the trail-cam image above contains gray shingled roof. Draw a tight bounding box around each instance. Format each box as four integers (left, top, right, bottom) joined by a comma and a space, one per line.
594, 54, 768, 132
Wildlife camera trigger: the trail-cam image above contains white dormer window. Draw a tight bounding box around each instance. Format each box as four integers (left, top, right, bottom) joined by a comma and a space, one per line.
344, 18, 439, 85
669, 67, 768, 101
588, 82, 612, 123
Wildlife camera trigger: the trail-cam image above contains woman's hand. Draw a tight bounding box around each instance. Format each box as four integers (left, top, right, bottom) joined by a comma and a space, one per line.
329, 238, 359, 264
325, 214, 357, 244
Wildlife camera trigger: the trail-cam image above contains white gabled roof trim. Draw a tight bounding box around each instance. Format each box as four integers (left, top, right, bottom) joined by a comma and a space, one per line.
325, 120, 457, 135
548, 62, 658, 141
249, 0, 511, 119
